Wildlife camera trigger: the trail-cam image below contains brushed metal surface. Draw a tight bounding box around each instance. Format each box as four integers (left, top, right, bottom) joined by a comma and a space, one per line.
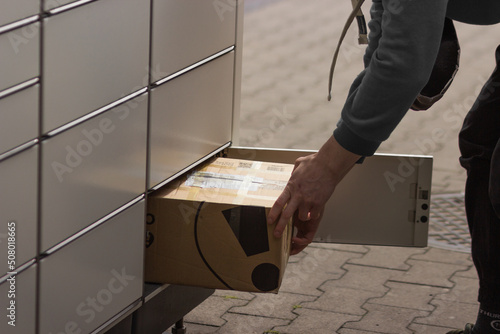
41, 95, 147, 251
43, 0, 149, 132
0, 23, 39, 92
151, 0, 236, 82
0, 147, 38, 276
0, 0, 39, 28
40, 201, 144, 334
0, 84, 39, 155
149, 53, 234, 188
226, 147, 432, 247
44, 0, 79, 11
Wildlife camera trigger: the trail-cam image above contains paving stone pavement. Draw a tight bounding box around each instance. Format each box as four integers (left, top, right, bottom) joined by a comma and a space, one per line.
168, 1, 500, 333
174, 244, 477, 334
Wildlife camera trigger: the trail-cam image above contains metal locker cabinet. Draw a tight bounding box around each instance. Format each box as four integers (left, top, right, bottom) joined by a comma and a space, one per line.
0, 1, 245, 333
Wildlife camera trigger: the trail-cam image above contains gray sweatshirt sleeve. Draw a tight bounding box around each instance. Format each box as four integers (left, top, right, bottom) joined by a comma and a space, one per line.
333, 0, 449, 156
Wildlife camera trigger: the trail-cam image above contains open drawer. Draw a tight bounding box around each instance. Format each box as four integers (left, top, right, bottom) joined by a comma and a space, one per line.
223, 146, 432, 248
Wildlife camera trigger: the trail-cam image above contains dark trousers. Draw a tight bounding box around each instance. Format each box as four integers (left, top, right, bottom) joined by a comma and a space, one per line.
459, 44, 500, 309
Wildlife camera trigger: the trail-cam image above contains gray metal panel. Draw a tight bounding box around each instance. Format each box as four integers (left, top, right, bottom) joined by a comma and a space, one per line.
0, 23, 39, 92
0, 264, 37, 334
0, 0, 39, 28
149, 53, 234, 188
231, 0, 244, 146
318, 154, 432, 247
0, 84, 39, 154
44, 0, 78, 11
225, 147, 432, 247
151, 0, 236, 81
0, 147, 38, 276
40, 201, 144, 334
414, 158, 433, 246
42, 0, 150, 133
41, 95, 147, 252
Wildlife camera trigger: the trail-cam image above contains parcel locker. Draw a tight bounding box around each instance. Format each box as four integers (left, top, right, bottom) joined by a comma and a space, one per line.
0, 1, 244, 333
0, 0, 434, 333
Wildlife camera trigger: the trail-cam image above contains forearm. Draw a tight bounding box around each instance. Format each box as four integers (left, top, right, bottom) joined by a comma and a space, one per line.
316, 135, 361, 185
336, 0, 449, 156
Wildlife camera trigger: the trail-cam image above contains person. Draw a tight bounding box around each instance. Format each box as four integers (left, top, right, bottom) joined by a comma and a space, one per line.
266, 1, 500, 333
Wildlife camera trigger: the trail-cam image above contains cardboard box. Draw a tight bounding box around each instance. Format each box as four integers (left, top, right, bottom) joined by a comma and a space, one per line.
145, 157, 294, 293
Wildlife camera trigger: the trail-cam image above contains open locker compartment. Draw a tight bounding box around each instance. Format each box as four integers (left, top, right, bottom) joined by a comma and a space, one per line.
147, 143, 431, 257
142, 145, 432, 304
223, 146, 432, 248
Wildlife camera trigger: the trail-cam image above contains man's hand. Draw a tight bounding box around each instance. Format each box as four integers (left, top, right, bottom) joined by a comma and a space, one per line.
270, 153, 337, 238
289, 209, 323, 255
267, 135, 361, 253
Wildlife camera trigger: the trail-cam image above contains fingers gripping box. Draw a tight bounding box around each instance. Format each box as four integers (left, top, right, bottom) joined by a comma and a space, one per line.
145, 157, 294, 293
